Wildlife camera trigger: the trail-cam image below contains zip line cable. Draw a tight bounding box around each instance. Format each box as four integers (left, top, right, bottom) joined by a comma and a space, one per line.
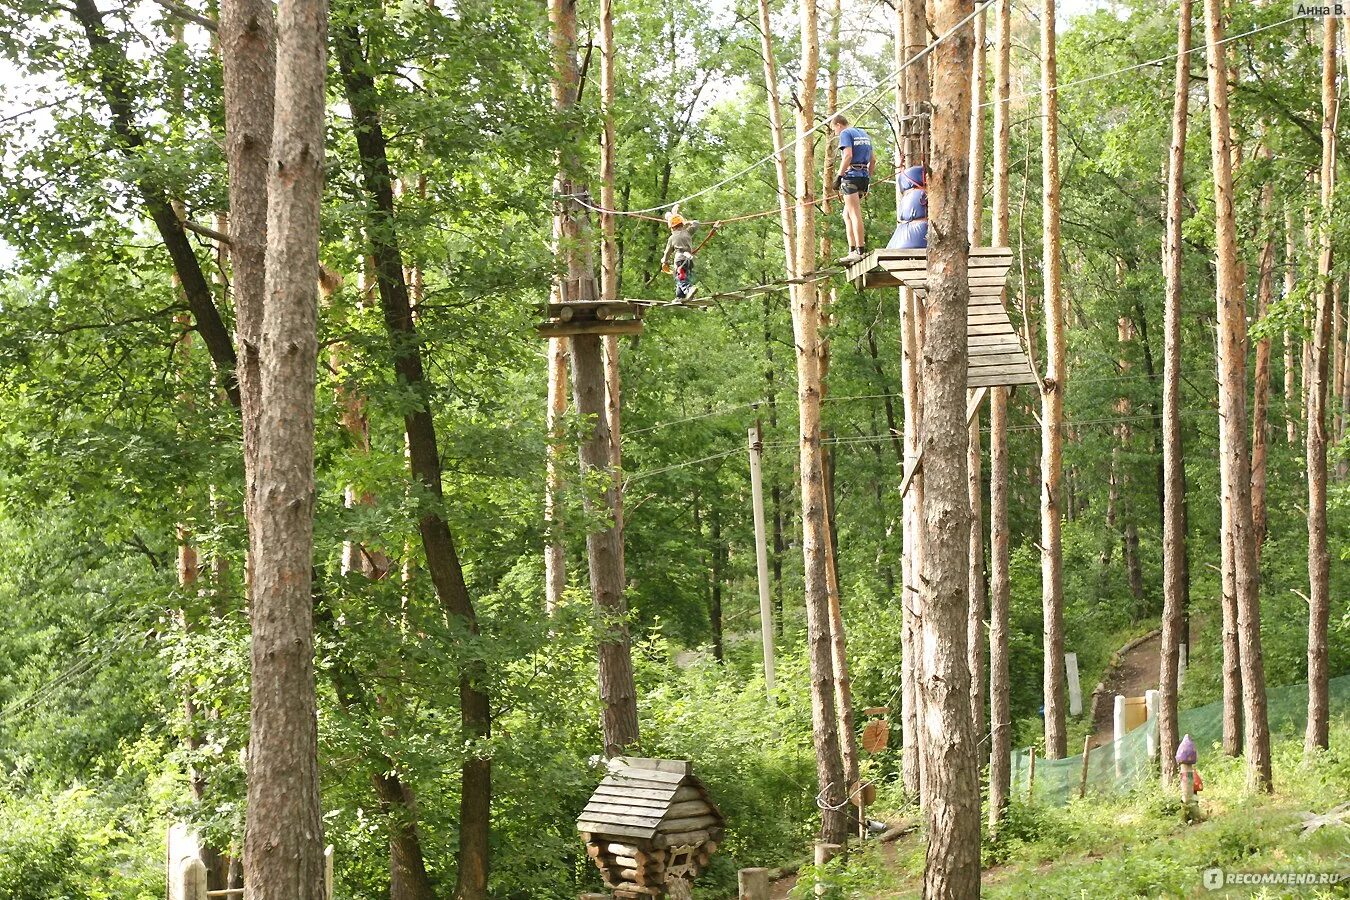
986, 15, 1303, 112
561, 0, 999, 219
565, 12, 1298, 225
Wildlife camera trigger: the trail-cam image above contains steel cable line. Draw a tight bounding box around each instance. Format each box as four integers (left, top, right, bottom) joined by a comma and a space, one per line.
559, 0, 999, 218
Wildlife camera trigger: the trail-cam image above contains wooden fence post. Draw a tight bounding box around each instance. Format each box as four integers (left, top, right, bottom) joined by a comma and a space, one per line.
739, 866, 771, 900
813, 841, 840, 897
1027, 745, 1037, 799
1078, 736, 1092, 799
324, 844, 335, 900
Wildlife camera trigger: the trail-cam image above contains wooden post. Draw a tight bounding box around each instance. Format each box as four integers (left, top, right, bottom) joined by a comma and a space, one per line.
181, 858, 208, 900
813, 842, 841, 897
1145, 689, 1160, 759
1027, 746, 1036, 799
1065, 652, 1082, 716
739, 867, 770, 900
1078, 736, 1092, 799
324, 845, 334, 900
748, 424, 778, 702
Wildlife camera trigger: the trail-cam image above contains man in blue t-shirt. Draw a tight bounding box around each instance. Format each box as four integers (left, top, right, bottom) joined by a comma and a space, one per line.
830, 114, 876, 263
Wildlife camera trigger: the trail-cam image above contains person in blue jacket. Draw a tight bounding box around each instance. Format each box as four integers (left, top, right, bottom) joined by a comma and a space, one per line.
830, 114, 877, 263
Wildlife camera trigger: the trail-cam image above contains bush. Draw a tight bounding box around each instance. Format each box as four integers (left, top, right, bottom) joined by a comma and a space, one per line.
0, 785, 161, 899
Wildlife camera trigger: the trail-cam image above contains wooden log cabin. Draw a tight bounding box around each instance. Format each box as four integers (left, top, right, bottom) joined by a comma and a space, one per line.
576, 757, 725, 898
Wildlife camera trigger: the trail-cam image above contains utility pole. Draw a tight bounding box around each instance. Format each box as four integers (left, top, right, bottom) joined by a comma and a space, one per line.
748, 423, 778, 703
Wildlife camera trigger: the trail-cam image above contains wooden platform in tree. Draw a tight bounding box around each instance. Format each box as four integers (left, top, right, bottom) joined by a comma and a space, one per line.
537, 299, 644, 338
845, 247, 1037, 389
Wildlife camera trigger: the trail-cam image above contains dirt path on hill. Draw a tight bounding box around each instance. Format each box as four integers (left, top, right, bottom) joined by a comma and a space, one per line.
1090, 629, 1161, 747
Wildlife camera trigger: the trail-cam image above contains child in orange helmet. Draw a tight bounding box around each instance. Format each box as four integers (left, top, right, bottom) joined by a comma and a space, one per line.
660, 209, 701, 301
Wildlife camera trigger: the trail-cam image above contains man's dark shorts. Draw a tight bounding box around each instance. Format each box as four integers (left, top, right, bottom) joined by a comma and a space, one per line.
842, 175, 870, 196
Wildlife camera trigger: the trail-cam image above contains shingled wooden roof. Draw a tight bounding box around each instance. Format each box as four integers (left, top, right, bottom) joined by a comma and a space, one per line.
575, 757, 724, 843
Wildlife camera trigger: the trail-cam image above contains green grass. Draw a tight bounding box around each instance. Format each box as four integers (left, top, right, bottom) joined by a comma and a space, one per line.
791, 715, 1350, 899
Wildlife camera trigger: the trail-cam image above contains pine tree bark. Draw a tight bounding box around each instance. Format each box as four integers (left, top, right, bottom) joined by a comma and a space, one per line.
1251, 145, 1276, 553
242, 0, 328, 889
335, 26, 495, 894
792, 0, 847, 843
545, 336, 569, 614
547, 0, 639, 757
819, 0, 861, 816
599, 0, 625, 535
756, 0, 797, 276
1340, 278, 1350, 480
1157, 0, 1191, 788
966, 7, 987, 742
921, 0, 980, 891
1039, 0, 1068, 760
1285, 208, 1300, 451
899, 0, 932, 807
1305, 16, 1336, 755
986, 0, 1013, 831
1204, 0, 1272, 792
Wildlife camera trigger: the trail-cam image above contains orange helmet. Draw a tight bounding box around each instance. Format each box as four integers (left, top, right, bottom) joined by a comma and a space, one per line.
667, 211, 685, 229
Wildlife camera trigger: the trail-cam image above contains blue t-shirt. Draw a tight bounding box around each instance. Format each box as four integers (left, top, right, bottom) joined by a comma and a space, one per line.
838, 127, 873, 174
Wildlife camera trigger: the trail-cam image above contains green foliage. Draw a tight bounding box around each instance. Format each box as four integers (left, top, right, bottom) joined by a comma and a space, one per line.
0, 0, 1344, 895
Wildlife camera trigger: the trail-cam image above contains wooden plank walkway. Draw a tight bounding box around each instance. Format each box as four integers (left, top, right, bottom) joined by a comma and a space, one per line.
845, 247, 1037, 388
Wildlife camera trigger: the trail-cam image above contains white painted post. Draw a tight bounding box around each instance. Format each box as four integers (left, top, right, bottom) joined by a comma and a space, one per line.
1113, 694, 1126, 778
167, 823, 201, 900
1145, 689, 1160, 759
179, 858, 208, 900
747, 424, 777, 702
1064, 652, 1082, 716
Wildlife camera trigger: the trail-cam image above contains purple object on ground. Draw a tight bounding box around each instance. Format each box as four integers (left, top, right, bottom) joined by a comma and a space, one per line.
1175, 734, 1197, 765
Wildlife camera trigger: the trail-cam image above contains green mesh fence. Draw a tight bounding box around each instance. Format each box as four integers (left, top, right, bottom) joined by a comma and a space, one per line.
1007, 674, 1350, 806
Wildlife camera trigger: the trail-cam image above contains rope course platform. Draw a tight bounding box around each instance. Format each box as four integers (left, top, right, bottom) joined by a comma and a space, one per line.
845, 247, 1036, 389
536, 299, 644, 338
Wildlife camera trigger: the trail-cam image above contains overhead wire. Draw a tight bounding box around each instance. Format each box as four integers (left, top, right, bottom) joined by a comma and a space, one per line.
986, 15, 1304, 111
560, 0, 999, 218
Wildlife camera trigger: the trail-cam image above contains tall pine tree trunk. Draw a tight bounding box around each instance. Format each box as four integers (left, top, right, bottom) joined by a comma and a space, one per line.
1251, 145, 1276, 553
1039, 0, 1068, 760
819, 0, 861, 806
546, 0, 639, 757
986, 0, 1013, 830
242, 0, 328, 889
921, 0, 980, 891
335, 26, 496, 893
545, 336, 569, 614
1157, 0, 1191, 788
1285, 206, 1301, 446
966, 7, 988, 742
793, 0, 848, 842
756, 0, 797, 276
1205, 0, 1272, 791
1305, 17, 1336, 755
899, 0, 932, 807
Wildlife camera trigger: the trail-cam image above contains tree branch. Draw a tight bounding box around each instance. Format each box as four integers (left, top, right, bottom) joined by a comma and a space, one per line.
148, 0, 217, 31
